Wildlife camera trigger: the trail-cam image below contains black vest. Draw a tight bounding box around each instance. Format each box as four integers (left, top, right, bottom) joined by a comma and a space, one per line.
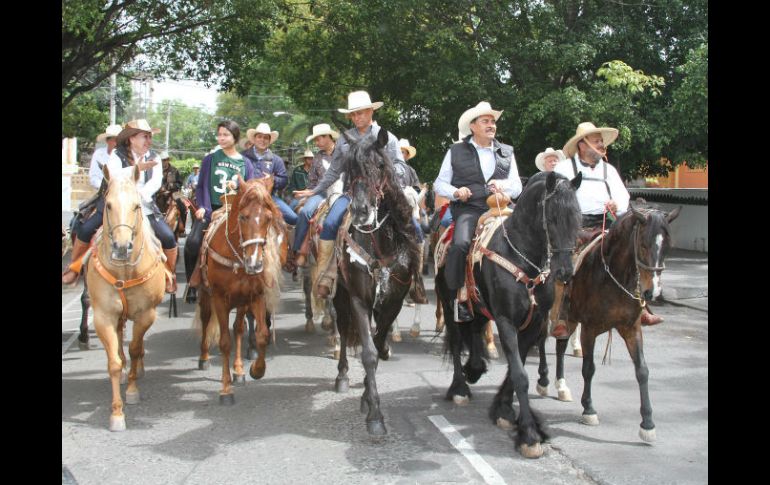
450, 136, 513, 211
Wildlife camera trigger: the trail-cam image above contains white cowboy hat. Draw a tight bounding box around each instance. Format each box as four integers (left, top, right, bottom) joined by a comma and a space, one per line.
115, 119, 161, 146
96, 124, 123, 142
562, 122, 619, 158
247, 122, 279, 145
159, 150, 170, 160
302, 149, 314, 158
457, 101, 503, 140
338, 90, 384, 114
398, 139, 416, 160
306, 123, 340, 143
535, 147, 566, 172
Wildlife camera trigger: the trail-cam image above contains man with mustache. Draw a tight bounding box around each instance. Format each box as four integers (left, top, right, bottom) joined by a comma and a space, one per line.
433, 101, 522, 322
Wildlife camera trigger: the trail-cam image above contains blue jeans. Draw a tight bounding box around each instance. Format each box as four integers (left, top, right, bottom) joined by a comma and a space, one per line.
148, 214, 177, 249
320, 196, 351, 240
292, 194, 324, 251
413, 217, 424, 242
273, 195, 298, 225
289, 198, 300, 211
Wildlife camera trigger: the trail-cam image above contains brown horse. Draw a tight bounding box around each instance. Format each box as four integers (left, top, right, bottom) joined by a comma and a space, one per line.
195, 176, 286, 404
554, 203, 680, 442
85, 165, 168, 431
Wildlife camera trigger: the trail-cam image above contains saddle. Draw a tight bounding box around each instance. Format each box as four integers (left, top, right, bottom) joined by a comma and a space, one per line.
187, 203, 231, 291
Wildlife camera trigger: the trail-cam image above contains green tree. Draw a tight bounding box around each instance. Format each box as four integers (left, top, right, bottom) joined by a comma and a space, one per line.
146, 101, 218, 159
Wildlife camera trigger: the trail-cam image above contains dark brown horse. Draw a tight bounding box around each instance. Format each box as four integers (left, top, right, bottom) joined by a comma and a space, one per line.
195, 176, 287, 404
551, 203, 680, 442
332, 128, 422, 435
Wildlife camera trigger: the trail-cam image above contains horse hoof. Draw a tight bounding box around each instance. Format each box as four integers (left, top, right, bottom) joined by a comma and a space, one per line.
409, 325, 420, 338
486, 344, 499, 360
198, 359, 210, 370
557, 389, 573, 402
573, 348, 583, 357
391, 332, 402, 343
125, 390, 140, 404
78, 341, 90, 351
109, 415, 126, 432
233, 374, 246, 386
520, 442, 544, 459
367, 419, 387, 436
639, 426, 657, 443
305, 318, 315, 334
452, 395, 470, 406
581, 414, 599, 426
536, 384, 548, 397
219, 393, 235, 406
496, 417, 514, 430
335, 377, 349, 393
247, 349, 258, 361
250, 364, 266, 380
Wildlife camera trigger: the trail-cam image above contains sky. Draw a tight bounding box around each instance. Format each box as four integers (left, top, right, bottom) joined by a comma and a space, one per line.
152, 79, 220, 113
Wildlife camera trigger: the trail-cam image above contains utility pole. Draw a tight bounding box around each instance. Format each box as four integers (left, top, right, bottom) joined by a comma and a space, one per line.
109, 73, 117, 125
165, 101, 171, 150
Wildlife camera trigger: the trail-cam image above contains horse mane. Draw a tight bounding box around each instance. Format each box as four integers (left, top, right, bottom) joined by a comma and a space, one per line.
342, 133, 421, 272
234, 179, 285, 311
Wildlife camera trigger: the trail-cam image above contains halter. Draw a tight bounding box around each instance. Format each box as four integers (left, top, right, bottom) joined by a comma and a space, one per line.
214, 187, 270, 273
349, 175, 389, 233
600, 211, 666, 308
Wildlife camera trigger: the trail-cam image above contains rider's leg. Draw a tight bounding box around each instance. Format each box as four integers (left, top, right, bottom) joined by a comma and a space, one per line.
62, 199, 104, 284
272, 195, 298, 226
445, 208, 483, 322
149, 215, 178, 293
293, 194, 323, 267
316, 196, 351, 298
640, 307, 663, 326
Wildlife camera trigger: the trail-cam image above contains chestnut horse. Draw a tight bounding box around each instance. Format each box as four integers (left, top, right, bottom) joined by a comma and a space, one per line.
85, 165, 168, 431
550, 203, 680, 442
195, 176, 286, 404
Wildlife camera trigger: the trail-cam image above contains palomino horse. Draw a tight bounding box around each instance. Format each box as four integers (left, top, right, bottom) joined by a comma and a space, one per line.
332, 128, 422, 436
85, 165, 168, 431
435, 171, 582, 458
547, 203, 680, 442
195, 176, 286, 404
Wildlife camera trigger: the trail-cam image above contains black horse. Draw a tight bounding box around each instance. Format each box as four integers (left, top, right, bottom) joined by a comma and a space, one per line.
435, 170, 582, 458
547, 203, 680, 443
332, 128, 422, 436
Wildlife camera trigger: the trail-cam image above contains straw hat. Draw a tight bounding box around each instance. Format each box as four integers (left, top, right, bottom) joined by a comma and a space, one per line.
457, 101, 503, 139
398, 139, 416, 160
301, 149, 314, 159
562, 122, 619, 158
159, 151, 170, 160
247, 123, 279, 145
96, 124, 123, 142
306, 123, 340, 143
338, 91, 384, 114
535, 148, 566, 172
115, 119, 161, 146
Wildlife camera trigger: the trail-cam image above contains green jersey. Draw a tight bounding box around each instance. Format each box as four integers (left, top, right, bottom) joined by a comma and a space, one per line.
209, 150, 247, 209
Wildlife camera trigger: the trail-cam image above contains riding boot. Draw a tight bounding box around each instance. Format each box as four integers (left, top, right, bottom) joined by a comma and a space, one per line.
295, 230, 313, 268
549, 280, 570, 339
163, 247, 178, 294
315, 240, 337, 298
640, 307, 664, 326
62, 238, 90, 285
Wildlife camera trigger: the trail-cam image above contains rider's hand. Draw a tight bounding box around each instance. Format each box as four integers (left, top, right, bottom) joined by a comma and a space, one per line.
487, 180, 506, 194
454, 187, 472, 202
195, 208, 205, 220
137, 159, 158, 172
293, 189, 313, 199
605, 200, 618, 214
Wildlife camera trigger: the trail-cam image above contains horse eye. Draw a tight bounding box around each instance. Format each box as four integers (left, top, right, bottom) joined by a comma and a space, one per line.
106, 203, 112, 210
238, 215, 247, 222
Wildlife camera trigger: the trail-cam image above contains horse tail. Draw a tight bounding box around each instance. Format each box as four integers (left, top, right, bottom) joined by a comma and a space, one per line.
191, 302, 220, 347
462, 321, 489, 383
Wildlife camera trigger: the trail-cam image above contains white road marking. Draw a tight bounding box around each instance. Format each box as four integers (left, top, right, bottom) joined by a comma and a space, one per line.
428, 415, 507, 485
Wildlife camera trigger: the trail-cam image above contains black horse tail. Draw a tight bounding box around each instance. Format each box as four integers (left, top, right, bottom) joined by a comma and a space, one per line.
462, 320, 489, 383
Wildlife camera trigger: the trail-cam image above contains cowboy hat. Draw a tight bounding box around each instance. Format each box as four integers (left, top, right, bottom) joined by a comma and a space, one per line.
192, 164, 200, 169
398, 139, 416, 160
247, 122, 279, 145
96, 124, 123, 142
305, 123, 340, 143
535, 147, 566, 172
301, 149, 314, 158
159, 150, 170, 160
457, 101, 503, 140
562, 122, 619, 158
338, 91, 384, 114
115, 119, 161, 146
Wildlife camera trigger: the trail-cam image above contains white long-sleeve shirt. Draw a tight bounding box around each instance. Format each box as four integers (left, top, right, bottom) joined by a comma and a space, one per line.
88, 147, 112, 189
433, 138, 522, 200
554, 154, 629, 216
106, 150, 162, 216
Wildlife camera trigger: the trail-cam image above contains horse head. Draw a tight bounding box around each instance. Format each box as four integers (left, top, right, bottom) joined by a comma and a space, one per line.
232, 175, 283, 275
628, 202, 681, 301
102, 165, 143, 262
343, 128, 396, 228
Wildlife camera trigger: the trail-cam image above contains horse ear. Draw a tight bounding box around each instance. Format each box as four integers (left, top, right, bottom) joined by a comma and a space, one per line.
666, 206, 682, 223
102, 164, 110, 182
376, 127, 389, 149
341, 130, 356, 145
546, 171, 556, 193
630, 203, 647, 223
236, 174, 246, 191
570, 171, 582, 190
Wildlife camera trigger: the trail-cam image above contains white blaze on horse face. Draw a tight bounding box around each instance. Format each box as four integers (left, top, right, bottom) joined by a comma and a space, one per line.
652, 233, 664, 298
115, 188, 135, 243
364, 207, 376, 225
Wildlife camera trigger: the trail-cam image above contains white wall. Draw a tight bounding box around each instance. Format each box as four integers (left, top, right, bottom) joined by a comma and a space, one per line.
654, 202, 708, 253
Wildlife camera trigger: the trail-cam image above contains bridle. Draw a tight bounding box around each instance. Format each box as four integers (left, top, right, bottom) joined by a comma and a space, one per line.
221, 189, 269, 273
349, 175, 389, 234
103, 195, 145, 267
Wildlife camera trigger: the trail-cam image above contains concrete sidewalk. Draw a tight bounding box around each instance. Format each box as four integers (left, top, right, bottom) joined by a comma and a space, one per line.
658, 248, 708, 312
